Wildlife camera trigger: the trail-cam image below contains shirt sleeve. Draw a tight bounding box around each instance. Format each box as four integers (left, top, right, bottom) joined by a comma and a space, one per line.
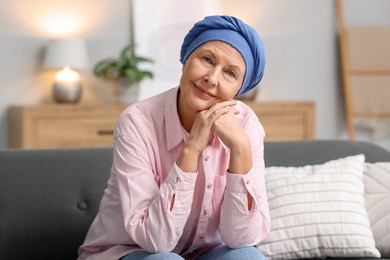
113, 113, 197, 253
219, 113, 271, 248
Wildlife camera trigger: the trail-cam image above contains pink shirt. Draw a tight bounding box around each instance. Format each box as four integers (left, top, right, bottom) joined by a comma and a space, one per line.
78, 87, 270, 260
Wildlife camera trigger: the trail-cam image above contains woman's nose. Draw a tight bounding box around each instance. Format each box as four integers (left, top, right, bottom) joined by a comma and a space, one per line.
203, 69, 218, 87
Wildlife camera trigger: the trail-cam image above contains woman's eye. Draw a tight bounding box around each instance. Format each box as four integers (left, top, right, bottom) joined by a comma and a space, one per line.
203, 56, 212, 64
227, 70, 236, 78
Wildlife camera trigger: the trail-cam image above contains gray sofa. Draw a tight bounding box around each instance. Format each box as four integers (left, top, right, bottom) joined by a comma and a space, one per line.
1, 140, 389, 260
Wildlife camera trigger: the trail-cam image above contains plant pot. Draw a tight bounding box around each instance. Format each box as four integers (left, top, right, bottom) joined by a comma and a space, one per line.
111, 79, 140, 104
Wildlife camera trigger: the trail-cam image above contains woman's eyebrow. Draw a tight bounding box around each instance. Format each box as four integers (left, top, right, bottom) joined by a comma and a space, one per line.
229, 64, 242, 72
199, 48, 215, 56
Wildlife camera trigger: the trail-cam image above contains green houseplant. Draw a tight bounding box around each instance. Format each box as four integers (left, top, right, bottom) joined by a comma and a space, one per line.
94, 43, 154, 103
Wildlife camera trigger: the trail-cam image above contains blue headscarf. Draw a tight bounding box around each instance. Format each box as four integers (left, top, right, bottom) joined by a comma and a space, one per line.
180, 15, 265, 96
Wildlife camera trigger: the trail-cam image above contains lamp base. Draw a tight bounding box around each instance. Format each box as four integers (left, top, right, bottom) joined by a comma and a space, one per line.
53, 83, 82, 103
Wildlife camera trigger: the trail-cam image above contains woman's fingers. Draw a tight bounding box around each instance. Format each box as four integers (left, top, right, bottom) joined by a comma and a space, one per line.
186, 100, 240, 153
205, 100, 238, 122
208, 106, 231, 123
208, 100, 236, 114
212, 109, 247, 149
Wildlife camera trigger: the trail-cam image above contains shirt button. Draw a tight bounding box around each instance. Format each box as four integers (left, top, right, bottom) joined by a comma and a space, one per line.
203, 210, 208, 216
246, 180, 251, 185
199, 235, 204, 239
207, 183, 213, 189
176, 177, 180, 183
204, 156, 209, 161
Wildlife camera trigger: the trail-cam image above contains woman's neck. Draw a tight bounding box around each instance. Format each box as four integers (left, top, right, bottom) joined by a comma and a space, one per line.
177, 90, 196, 133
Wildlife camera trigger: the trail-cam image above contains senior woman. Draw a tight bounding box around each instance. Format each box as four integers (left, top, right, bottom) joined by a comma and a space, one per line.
78, 15, 270, 260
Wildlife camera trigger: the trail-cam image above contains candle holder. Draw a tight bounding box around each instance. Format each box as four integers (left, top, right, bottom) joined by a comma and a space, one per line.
52, 66, 82, 103
53, 83, 82, 103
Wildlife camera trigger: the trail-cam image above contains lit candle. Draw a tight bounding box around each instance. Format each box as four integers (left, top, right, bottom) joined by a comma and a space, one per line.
53, 66, 82, 103
54, 66, 80, 86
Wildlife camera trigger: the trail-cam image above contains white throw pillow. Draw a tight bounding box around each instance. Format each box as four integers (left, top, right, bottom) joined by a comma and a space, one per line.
364, 162, 390, 257
257, 154, 381, 259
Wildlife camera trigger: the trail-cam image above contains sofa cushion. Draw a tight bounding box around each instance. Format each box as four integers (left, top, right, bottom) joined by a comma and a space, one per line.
364, 162, 390, 257
256, 154, 381, 259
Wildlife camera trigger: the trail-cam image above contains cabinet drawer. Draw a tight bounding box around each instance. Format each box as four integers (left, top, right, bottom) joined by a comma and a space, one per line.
245, 101, 315, 141
260, 113, 309, 141
8, 104, 127, 149
34, 116, 117, 148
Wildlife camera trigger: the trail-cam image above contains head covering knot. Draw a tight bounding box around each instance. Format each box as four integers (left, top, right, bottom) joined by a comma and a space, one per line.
180, 15, 265, 96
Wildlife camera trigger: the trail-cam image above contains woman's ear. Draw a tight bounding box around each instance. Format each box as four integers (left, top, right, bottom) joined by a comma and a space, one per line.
182, 62, 186, 72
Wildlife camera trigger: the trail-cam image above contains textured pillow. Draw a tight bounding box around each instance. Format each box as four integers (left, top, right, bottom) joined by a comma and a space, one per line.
257, 154, 381, 259
364, 162, 390, 257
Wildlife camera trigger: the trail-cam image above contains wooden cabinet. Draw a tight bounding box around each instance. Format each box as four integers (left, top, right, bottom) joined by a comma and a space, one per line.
245, 101, 315, 141
8, 104, 127, 149
8, 101, 315, 148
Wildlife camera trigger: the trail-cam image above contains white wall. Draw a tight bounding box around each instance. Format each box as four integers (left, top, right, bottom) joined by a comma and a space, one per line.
1, 0, 389, 150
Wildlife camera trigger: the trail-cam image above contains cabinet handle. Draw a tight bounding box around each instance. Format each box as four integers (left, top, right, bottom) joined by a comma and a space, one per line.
97, 130, 114, 136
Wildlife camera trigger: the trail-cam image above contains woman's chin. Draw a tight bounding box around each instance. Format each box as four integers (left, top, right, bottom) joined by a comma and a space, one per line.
195, 97, 219, 110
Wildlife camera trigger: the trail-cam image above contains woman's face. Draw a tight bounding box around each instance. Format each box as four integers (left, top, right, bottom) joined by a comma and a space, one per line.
178, 40, 246, 114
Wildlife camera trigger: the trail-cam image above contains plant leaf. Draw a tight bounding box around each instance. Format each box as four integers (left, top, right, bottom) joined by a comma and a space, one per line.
139, 71, 154, 80
120, 44, 135, 62
93, 59, 118, 76
123, 68, 138, 84
132, 56, 154, 64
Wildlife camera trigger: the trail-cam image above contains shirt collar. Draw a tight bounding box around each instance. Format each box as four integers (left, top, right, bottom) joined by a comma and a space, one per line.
164, 87, 185, 151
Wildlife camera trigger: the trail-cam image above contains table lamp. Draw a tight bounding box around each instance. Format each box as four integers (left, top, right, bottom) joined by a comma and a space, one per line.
44, 38, 88, 103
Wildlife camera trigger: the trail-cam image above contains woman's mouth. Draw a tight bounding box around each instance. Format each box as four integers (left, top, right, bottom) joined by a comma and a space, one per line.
193, 84, 215, 98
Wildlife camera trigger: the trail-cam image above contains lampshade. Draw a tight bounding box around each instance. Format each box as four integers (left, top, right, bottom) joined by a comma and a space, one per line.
44, 38, 88, 69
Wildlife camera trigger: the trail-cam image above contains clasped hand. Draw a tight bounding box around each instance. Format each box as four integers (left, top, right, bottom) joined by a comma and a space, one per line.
177, 100, 252, 174
187, 100, 249, 154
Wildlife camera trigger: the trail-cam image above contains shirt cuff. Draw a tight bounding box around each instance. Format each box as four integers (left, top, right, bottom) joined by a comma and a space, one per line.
164, 163, 198, 191
226, 170, 259, 193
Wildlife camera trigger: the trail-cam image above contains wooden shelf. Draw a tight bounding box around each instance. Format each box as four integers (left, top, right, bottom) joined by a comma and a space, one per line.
8, 101, 315, 148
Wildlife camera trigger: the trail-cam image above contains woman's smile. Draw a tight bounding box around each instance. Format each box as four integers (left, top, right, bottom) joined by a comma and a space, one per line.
193, 83, 216, 98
